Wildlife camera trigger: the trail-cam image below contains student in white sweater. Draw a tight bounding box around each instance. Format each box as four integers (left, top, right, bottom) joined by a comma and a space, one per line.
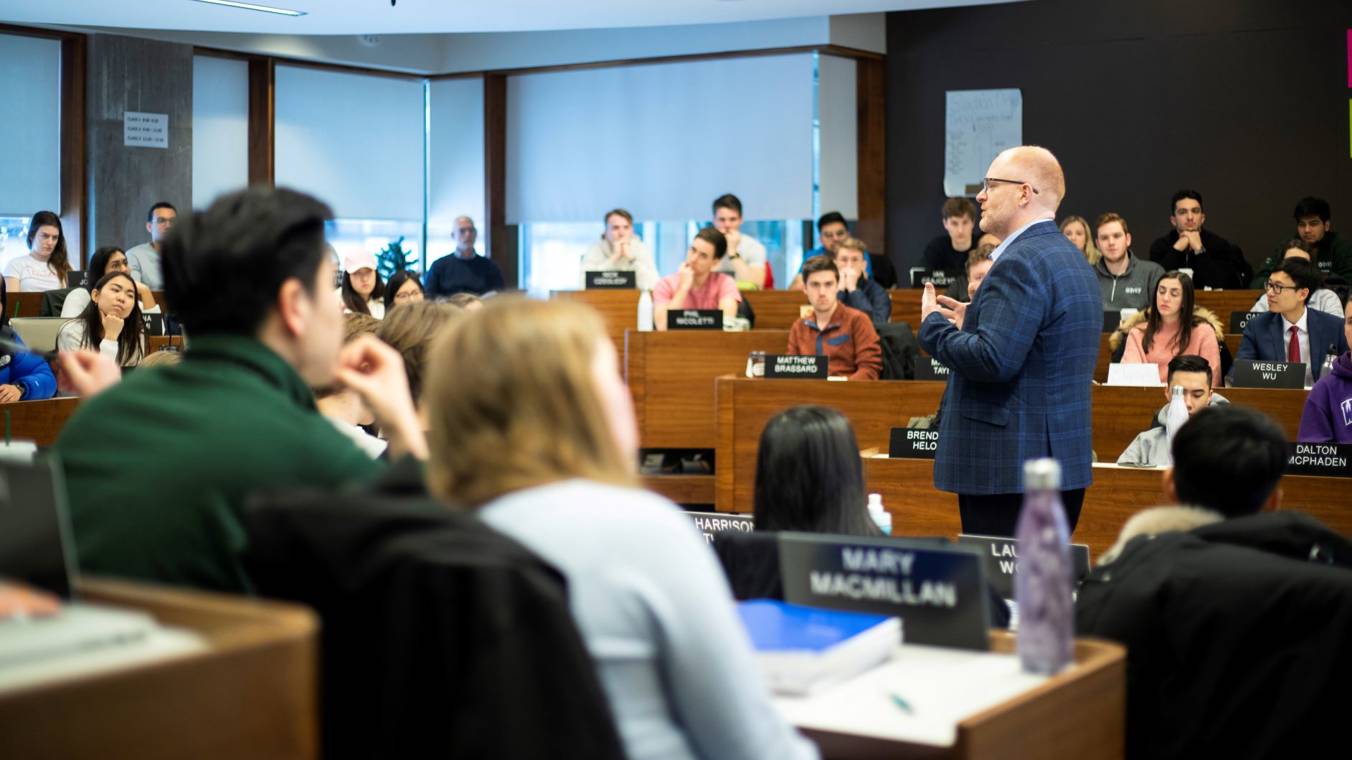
61, 246, 159, 318
56, 272, 146, 368
423, 299, 817, 760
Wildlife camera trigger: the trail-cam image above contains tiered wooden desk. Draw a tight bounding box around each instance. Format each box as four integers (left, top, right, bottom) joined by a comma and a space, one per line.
12, 290, 168, 318
0, 578, 318, 759
2, 397, 80, 446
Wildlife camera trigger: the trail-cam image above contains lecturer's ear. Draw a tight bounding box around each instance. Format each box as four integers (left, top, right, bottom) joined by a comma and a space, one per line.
1161, 468, 1178, 503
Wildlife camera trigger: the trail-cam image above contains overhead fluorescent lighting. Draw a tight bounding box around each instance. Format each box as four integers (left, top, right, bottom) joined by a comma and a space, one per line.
192, 0, 307, 17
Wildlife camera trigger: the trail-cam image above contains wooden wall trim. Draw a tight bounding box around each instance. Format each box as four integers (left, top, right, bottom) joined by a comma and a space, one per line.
482, 73, 519, 287
247, 58, 275, 187
60, 35, 87, 266
855, 56, 886, 253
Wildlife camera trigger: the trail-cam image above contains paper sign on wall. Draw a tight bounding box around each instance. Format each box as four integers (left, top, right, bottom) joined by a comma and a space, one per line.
944, 89, 1022, 197
124, 112, 169, 149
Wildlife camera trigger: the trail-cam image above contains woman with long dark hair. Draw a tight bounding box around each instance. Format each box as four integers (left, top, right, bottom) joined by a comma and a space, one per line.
56, 272, 146, 368
752, 405, 882, 535
61, 246, 159, 318
5, 211, 71, 292
0, 278, 56, 402
383, 269, 424, 314
339, 250, 387, 318
1117, 270, 1223, 385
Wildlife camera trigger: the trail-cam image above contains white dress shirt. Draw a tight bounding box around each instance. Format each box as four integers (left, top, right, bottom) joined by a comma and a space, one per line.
1281, 307, 1312, 387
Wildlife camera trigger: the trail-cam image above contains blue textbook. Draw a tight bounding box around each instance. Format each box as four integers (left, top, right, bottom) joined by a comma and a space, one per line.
737, 600, 901, 695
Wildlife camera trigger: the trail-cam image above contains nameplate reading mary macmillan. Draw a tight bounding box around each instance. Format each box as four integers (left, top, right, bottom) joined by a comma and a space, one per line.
763, 355, 828, 379
1285, 442, 1352, 478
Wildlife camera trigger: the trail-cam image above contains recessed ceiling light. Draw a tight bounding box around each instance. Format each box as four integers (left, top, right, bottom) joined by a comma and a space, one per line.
192, 0, 307, 17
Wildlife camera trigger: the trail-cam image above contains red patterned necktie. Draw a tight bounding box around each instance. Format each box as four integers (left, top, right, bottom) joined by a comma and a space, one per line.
1287, 325, 1300, 363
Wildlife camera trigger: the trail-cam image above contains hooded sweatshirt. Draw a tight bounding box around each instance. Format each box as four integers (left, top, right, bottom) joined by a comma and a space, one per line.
1116, 393, 1230, 467
1095, 253, 1165, 312
1297, 351, 1352, 443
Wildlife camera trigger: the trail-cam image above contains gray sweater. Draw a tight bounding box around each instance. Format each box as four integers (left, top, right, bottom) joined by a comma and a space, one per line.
1116, 393, 1230, 467
1096, 253, 1165, 313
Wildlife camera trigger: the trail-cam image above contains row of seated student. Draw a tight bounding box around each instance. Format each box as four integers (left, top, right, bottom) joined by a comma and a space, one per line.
7, 176, 1348, 758
928, 192, 1352, 293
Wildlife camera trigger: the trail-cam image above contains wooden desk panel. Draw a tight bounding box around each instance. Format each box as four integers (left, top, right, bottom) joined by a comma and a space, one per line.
12, 290, 169, 318
627, 329, 789, 449
551, 290, 641, 351
1194, 289, 1262, 319
743, 291, 808, 330
890, 288, 923, 329
147, 335, 185, 353
4, 397, 80, 447
714, 378, 1309, 512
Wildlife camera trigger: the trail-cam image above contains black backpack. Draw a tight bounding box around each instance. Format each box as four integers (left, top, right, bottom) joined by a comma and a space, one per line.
877, 321, 919, 379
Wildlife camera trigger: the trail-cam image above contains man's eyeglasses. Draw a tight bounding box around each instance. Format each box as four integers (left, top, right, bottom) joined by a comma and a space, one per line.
981, 177, 1039, 195
1264, 280, 1301, 294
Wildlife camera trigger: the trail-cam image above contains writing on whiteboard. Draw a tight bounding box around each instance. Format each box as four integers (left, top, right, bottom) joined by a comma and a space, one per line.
944, 89, 1022, 197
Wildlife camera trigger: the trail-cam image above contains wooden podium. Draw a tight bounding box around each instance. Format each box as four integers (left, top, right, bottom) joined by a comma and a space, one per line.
0, 579, 318, 759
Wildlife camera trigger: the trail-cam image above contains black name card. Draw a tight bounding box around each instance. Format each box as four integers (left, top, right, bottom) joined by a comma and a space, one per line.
912, 356, 950, 381
1229, 311, 1263, 333
667, 309, 722, 330
908, 268, 953, 289
1229, 359, 1305, 389
889, 427, 938, 459
685, 511, 754, 544
778, 533, 990, 651
1285, 442, 1352, 478
763, 354, 828, 379
142, 313, 165, 336
956, 534, 1091, 600
584, 270, 637, 289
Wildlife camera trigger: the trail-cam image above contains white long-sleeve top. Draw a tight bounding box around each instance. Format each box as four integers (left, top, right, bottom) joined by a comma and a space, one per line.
56, 320, 143, 367
480, 479, 818, 760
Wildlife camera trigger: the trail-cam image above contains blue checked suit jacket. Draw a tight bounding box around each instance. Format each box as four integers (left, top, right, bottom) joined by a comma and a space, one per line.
919, 220, 1103, 494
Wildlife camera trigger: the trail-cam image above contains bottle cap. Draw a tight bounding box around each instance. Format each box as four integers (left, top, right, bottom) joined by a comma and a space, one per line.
1023, 458, 1061, 490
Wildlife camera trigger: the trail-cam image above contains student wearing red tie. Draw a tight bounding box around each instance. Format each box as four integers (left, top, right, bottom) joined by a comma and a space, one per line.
1233, 259, 1348, 387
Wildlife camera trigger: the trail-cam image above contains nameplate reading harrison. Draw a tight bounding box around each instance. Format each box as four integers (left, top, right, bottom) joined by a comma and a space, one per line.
763, 354, 828, 379
684, 511, 755, 544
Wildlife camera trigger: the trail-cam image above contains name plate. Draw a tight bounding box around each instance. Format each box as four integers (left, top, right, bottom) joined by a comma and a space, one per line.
778, 533, 990, 650
912, 356, 950, 381
1229, 311, 1263, 333
141, 314, 165, 336
685, 511, 754, 544
763, 354, 828, 379
1285, 442, 1352, 478
1102, 311, 1119, 333
1229, 359, 1305, 389
889, 427, 938, 459
667, 309, 722, 330
908, 268, 953, 289
957, 534, 1091, 600
584, 270, 636, 289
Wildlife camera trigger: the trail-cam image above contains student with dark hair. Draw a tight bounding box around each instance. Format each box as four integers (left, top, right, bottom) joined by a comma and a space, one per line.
945, 243, 995, 303
1235, 258, 1348, 387
1147, 189, 1251, 289
383, 269, 425, 314
711, 194, 769, 288
787, 255, 881, 380
56, 272, 146, 369
1116, 355, 1228, 467
1080, 403, 1352, 760
921, 197, 978, 273
61, 246, 159, 318
5, 210, 70, 292
1252, 196, 1352, 286
790, 211, 864, 290
0, 277, 56, 403
126, 201, 177, 290
1246, 240, 1342, 318
579, 208, 658, 290
652, 227, 740, 330
52, 186, 426, 592
1298, 297, 1352, 442
340, 250, 387, 318
1116, 271, 1223, 385
753, 406, 881, 535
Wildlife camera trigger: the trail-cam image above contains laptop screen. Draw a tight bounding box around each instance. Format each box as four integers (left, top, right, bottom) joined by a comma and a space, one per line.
0, 457, 77, 599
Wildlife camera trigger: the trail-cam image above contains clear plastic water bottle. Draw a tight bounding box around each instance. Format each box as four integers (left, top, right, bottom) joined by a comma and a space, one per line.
1321, 344, 1338, 380
1163, 385, 1189, 466
867, 493, 891, 535
1014, 458, 1073, 675
637, 290, 654, 332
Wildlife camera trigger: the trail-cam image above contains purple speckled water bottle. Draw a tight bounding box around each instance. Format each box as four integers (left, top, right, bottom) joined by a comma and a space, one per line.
1014, 458, 1073, 674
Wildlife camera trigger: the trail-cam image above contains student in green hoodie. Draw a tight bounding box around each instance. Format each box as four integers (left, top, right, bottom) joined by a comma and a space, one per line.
53, 187, 426, 593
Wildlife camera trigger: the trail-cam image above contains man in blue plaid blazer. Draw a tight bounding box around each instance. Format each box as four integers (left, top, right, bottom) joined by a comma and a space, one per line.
920, 146, 1103, 536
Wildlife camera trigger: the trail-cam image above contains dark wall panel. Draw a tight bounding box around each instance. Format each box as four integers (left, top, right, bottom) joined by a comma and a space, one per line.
886, 0, 1352, 271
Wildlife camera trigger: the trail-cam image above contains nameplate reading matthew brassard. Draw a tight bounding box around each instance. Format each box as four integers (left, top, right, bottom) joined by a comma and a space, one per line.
667, 309, 722, 330
1285, 442, 1352, 478
763, 354, 828, 379
889, 427, 938, 459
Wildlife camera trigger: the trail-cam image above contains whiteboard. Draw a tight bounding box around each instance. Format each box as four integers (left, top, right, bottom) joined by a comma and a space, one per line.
944, 89, 1022, 197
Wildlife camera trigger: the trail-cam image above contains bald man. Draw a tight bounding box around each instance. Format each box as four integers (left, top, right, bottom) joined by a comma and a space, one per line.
424, 215, 505, 298
919, 146, 1103, 536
